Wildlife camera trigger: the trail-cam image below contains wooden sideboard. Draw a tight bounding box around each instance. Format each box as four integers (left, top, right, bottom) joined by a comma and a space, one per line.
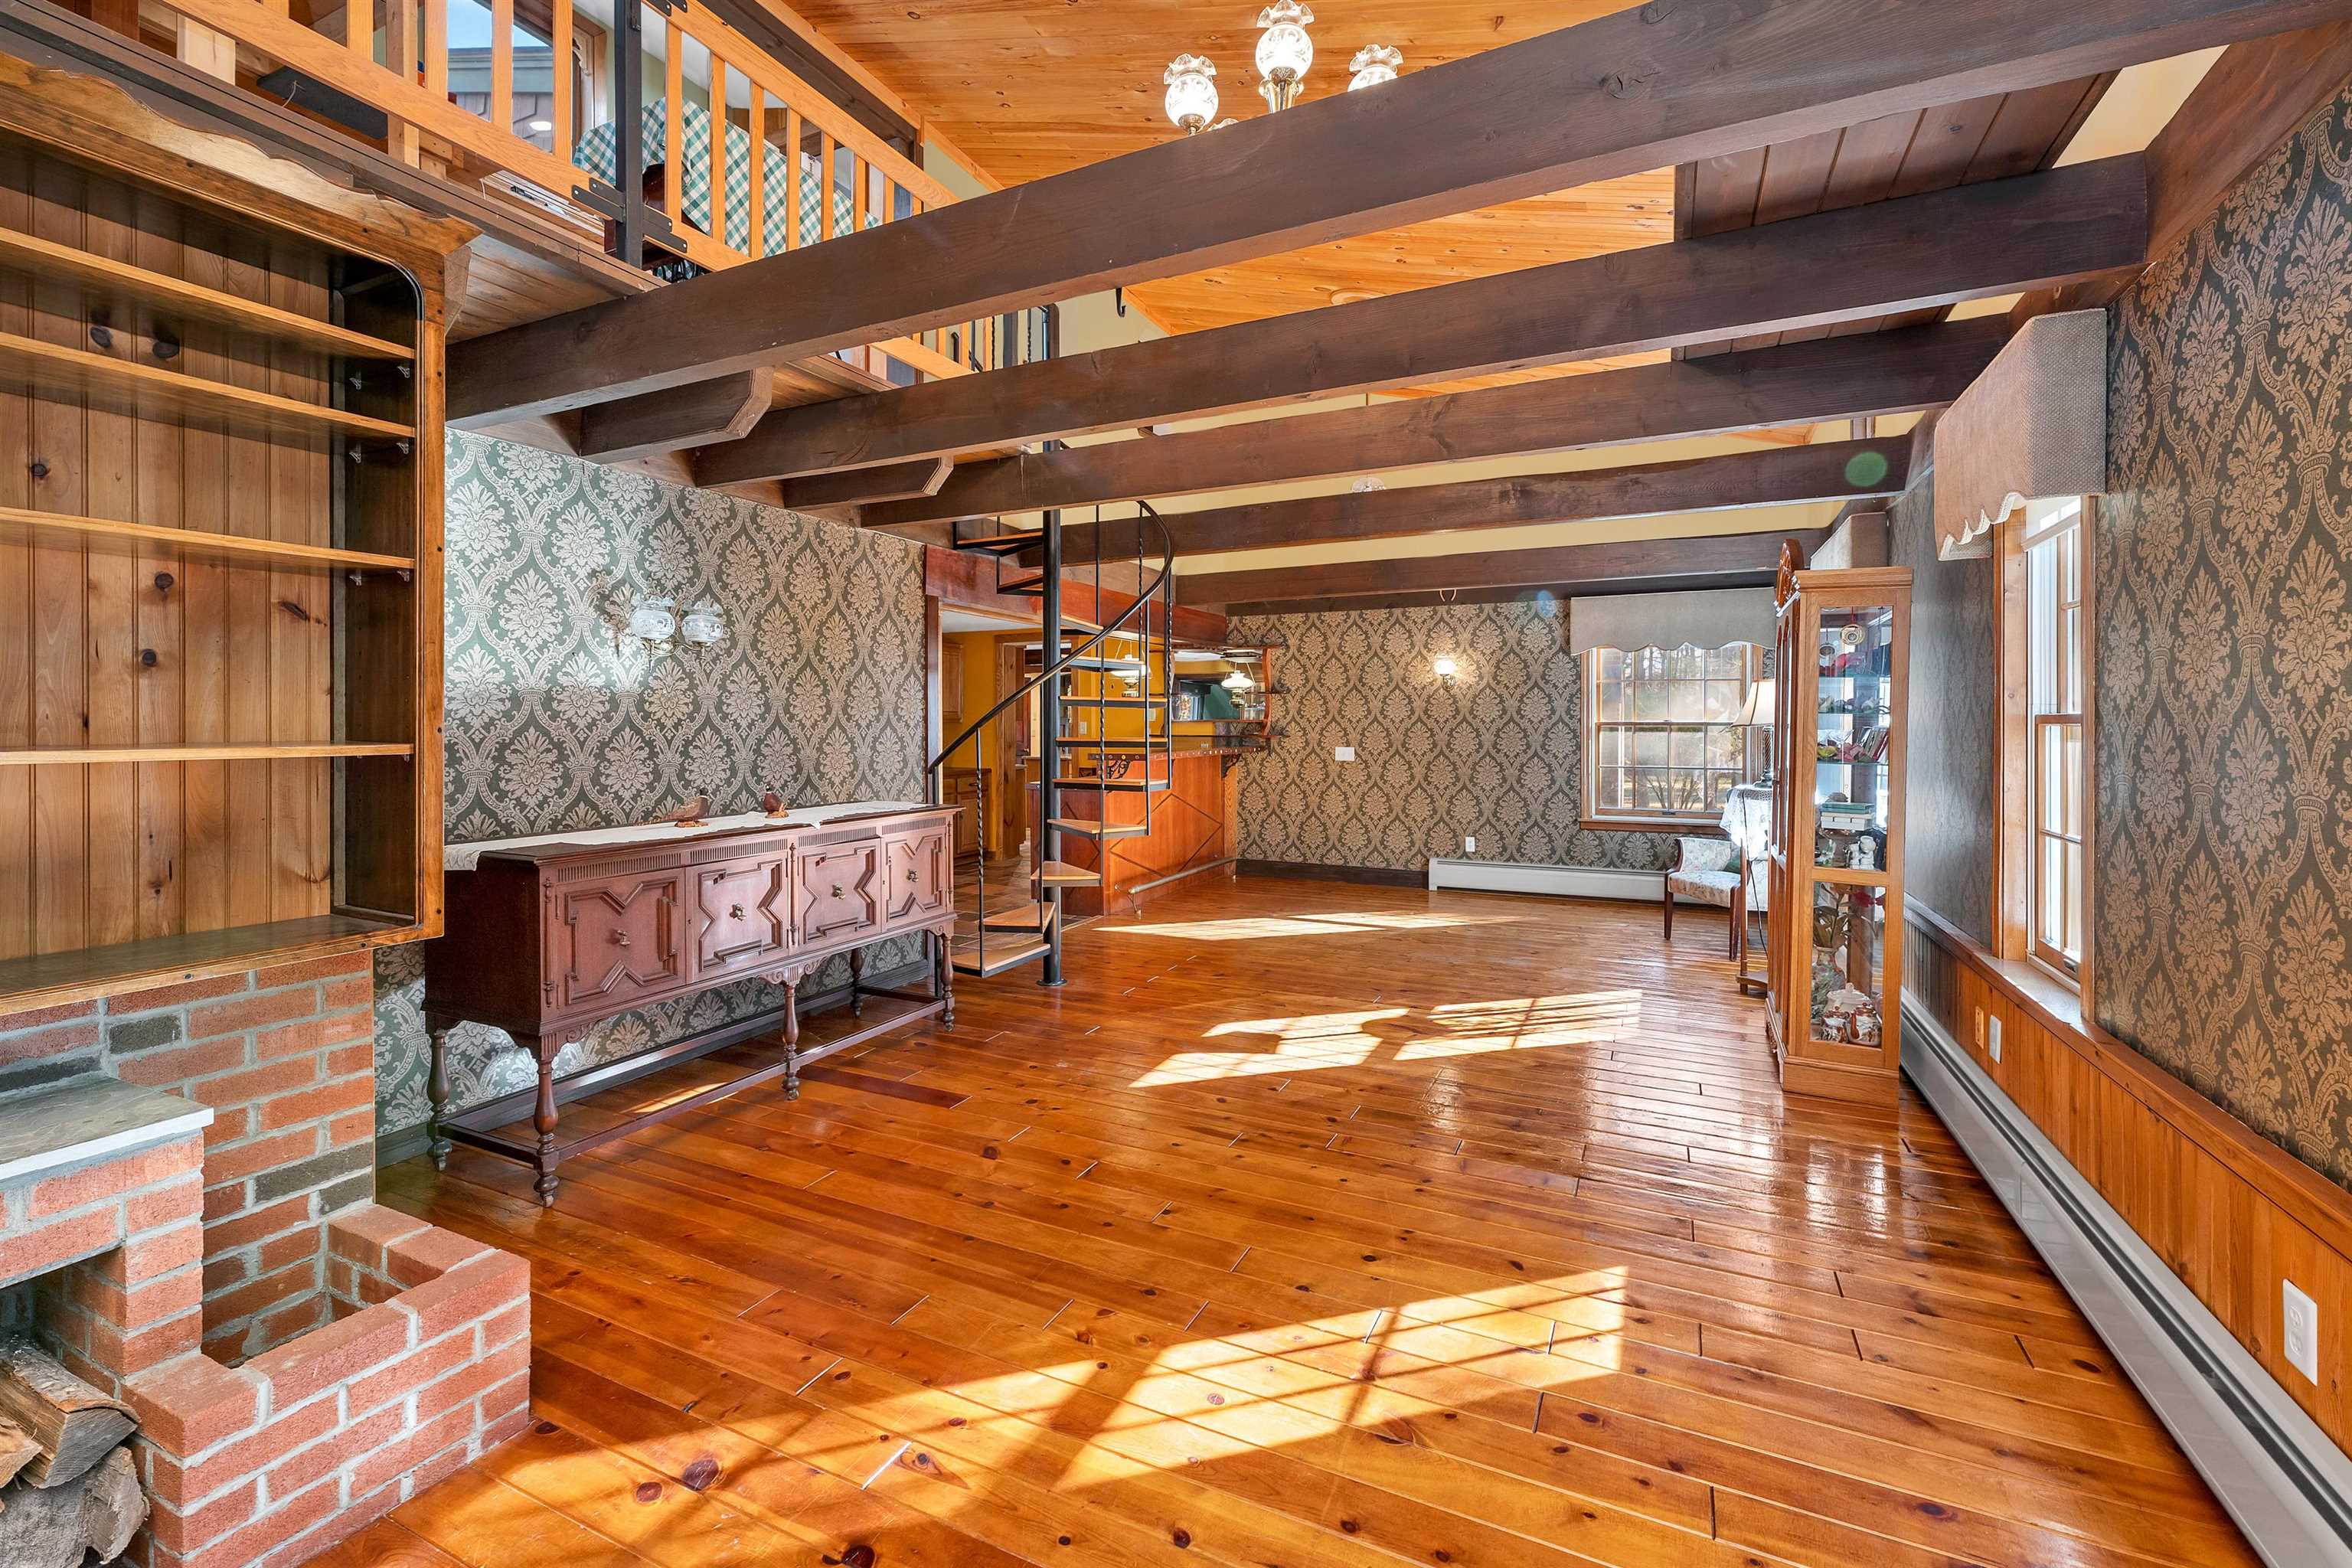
421, 803, 958, 1202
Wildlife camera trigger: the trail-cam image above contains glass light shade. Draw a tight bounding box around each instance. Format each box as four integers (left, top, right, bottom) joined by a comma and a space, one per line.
1221, 669, 1255, 691
1164, 54, 1220, 132
1348, 43, 1402, 90
680, 601, 727, 645
1432, 655, 1459, 681
1255, 1, 1314, 102
626, 597, 676, 643
1737, 675, 1779, 727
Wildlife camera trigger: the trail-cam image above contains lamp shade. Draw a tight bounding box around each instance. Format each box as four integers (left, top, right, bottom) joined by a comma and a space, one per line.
1348, 43, 1402, 90
1255, 1, 1314, 88
1164, 54, 1220, 131
1736, 675, 1778, 727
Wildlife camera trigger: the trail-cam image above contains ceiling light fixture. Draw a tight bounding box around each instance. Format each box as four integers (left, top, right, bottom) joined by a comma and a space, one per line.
1347, 43, 1402, 90
1254, 1, 1315, 110
1163, 54, 1220, 134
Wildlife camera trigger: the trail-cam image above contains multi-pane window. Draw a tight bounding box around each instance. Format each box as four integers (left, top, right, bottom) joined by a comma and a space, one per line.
1584, 644, 1763, 824
2026, 501, 2086, 978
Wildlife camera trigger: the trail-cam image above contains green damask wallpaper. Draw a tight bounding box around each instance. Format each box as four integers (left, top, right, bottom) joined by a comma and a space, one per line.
371, 432, 927, 1139
1226, 603, 1677, 874
2098, 82, 2352, 1183
1890, 465, 1998, 947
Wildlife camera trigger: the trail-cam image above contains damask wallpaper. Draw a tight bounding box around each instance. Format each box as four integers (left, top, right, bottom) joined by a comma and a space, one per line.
1226, 603, 1677, 874
2097, 82, 2352, 1184
1890, 465, 1998, 946
371, 431, 928, 1139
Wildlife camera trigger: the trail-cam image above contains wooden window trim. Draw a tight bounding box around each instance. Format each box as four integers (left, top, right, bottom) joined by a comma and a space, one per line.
1996, 498, 2096, 1008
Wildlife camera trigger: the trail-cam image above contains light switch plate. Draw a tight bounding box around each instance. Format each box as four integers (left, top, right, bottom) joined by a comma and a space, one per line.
1464, 835, 1477, 854
1987, 1015, 2003, 1063
2284, 1279, 2320, 1383
1334, 746, 1356, 762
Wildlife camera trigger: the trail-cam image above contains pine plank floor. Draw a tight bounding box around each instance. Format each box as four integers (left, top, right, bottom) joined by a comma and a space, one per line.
375, 874, 2256, 1568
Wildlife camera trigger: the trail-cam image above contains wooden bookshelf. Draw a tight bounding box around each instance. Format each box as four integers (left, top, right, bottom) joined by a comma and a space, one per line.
0, 116, 454, 1010
0, 223, 415, 362
0, 329, 414, 441
0, 506, 414, 571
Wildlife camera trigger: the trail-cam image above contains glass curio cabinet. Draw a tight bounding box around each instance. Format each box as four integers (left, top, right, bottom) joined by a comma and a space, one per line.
1766, 564, 1913, 1102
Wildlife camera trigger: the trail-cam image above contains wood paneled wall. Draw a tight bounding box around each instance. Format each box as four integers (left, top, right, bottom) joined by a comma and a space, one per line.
1908, 904, 2352, 1448
0, 146, 345, 959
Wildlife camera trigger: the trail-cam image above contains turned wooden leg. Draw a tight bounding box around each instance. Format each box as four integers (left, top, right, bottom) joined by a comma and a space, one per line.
1663, 882, 1675, 940
782, 980, 802, 1099
532, 1044, 560, 1207
1728, 881, 1746, 962
935, 927, 956, 1027
848, 948, 866, 1019
426, 1021, 454, 1172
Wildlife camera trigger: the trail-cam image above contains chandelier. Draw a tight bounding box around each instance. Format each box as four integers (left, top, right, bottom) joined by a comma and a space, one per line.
1164, 6, 1404, 133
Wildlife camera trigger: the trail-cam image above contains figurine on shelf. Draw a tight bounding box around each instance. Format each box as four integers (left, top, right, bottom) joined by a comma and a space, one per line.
1853, 1008, 1883, 1047
1849, 837, 1877, 871
1819, 985, 1873, 1041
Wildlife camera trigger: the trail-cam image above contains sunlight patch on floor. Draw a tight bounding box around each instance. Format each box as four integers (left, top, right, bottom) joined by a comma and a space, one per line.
1106, 910, 1518, 941
1130, 1008, 1404, 1086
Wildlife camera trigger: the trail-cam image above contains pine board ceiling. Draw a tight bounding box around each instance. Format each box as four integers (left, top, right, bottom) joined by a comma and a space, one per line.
784, 0, 1674, 392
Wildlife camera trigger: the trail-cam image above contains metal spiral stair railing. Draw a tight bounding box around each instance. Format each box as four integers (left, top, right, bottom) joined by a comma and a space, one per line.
927, 501, 1176, 981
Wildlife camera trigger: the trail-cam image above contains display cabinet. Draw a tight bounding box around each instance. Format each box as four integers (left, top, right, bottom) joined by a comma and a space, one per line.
1766, 565, 1911, 1102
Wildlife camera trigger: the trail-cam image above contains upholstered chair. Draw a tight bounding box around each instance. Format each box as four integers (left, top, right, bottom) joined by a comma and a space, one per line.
1663, 835, 1743, 956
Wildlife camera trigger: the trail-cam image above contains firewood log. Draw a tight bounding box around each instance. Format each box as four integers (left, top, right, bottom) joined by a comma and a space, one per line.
0, 1442, 143, 1567
0, 1339, 136, 1488
0, 1414, 38, 1488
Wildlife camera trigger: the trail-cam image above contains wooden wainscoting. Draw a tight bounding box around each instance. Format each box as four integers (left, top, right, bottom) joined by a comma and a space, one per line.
1906, 902, 2352, 1448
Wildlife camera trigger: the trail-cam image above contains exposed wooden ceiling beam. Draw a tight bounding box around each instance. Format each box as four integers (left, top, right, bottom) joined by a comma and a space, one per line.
576, 371, 773, 463
772, 456, 953, 511
444, 0, 2350, 424
1176, 531, 1809, 609
859, 320, 2004, 528
1027, 439, 1906, 566
699, 158, 2141, 485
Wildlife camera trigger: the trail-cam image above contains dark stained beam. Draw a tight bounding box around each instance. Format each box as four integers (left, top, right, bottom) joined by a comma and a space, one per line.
577, 371, 771, 463
446, 0, 2352, 423
701, 158, 2141, 485
1176, 531, 1810, 609
1031, 438, 1906, 565
771, 457, 953, 512
861, 320, 2004, 528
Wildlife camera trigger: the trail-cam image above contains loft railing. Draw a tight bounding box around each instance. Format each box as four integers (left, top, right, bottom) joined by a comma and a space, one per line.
150, 0, 1034, 383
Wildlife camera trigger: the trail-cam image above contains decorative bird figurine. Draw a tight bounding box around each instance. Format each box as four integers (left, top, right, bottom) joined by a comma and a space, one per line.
762, 790, 786, 818
665, 794, 710, 828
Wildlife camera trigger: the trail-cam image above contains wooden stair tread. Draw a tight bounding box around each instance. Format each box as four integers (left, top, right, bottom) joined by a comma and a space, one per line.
978, 902, 1057, 932
1051, 776, 1168, 791
949, 935, 1051, 976
1034, 861, 1099, 886
1047, 818, 1148, 839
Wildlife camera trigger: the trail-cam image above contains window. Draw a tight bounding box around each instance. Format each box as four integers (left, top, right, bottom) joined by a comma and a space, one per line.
1583, 643, 1765, 827
2024, 501, 2087, 978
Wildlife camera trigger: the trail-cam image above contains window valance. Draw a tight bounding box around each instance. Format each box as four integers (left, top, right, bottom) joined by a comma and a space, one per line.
1568, 587, 1776, 655
1933, 309, 2106, 560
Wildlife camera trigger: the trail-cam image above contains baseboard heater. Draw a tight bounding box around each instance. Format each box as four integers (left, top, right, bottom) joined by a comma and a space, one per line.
1902, 996, 2352, 1566
1425, 859, 1661, 901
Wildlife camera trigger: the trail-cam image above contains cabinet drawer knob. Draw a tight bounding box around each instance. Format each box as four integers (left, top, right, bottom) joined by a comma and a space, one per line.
830, 884, 844, 898
906, 869, 918, 883
609, 931, 631, 947
730, 903, 746, 920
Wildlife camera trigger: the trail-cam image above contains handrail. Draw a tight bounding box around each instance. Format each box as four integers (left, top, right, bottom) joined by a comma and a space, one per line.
927, 503, 1173, 776
929, 502, 1174, 974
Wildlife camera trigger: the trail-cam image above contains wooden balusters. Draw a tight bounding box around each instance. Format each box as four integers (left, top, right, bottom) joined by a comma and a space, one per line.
744, 86, 766, 259
782, 107, 804, 250
662, 41, 684, 230
818, 131, 836, 240
707, 59, 728, 249
490, 0, 512, 131
550, 0, 573, 162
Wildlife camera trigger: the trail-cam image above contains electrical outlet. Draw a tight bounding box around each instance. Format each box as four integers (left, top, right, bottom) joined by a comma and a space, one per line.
2283, 1279, 2320, 1383
1987, 1015, 2003, 1064
1464, 835, 1477, 854
1334, 746, 1356, 762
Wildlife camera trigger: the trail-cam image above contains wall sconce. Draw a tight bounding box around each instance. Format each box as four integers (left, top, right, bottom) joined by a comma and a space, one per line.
680, 600, 727, 645
1432, 655, 1459, 683
626, 596, 676, 644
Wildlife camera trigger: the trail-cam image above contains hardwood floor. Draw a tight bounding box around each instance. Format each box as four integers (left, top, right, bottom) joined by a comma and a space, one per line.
366, 874, 2256, 1568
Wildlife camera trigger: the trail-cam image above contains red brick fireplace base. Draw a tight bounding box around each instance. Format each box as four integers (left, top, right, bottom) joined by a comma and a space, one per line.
3, 967, 531, 1568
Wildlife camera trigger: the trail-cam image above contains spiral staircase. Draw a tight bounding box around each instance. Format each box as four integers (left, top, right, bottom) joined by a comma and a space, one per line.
928, 502, 1175, 983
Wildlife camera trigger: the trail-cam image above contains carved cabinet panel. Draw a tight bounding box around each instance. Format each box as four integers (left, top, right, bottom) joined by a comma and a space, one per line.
553, 873, 685, 1011
885, 828, 950, 927
695, 855, 791, 978
798, 843, 882, 943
